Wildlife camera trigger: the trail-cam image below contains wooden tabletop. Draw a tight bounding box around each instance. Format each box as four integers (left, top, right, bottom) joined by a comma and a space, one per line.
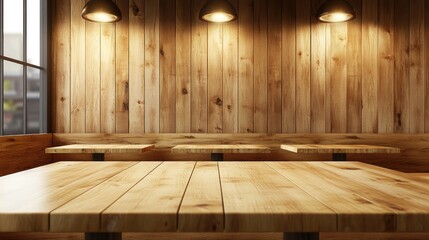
281, 144, 401, 154
171, 144, 271, 153
45, 144, 155, 154
1, 161, 428, 233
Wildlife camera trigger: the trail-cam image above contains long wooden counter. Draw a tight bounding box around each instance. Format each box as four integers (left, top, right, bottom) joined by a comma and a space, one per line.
1, 161, 429, 240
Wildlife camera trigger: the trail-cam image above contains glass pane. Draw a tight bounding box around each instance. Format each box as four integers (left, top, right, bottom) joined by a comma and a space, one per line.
27, 0, 41, 66
4, 0, 24, 61
27, 67, 40, 133
3, 61, 24, 135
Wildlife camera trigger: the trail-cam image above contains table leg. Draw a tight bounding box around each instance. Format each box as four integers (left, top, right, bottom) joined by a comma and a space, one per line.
283, 232, 319, 240
211, 153, 224, 161
92, 153, 105, 161
332, 153, 347, 161
85, 232, 121, 240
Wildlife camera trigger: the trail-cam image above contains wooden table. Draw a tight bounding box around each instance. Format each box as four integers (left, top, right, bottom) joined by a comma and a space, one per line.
45, 144, 155, 161
1, 161, 429, 240
171, 144, 271, 160
281, 144, 400, 161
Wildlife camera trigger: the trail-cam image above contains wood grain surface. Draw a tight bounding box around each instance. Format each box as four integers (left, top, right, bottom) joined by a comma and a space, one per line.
45, 144, 155, 154
2, 161, 429, 234
281, 144, 401, 154
0, 134, 52, 177
171, 145, 271, 154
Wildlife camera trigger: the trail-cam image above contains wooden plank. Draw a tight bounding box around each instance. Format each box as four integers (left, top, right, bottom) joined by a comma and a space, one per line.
378, 0, 395, 133
222, 0, 238, 133
115, 0, 129, 133
101, 162, 196, 232
0, 134, 52, 176
0, 162, 135, 232
85, 16, 101, 133
219, 162, 336, 232
45, 144, 155, 154
330, 22, 347, 133
100, 22, 116, 133
70, 0, 86, 133
238, 0, 254, 133
267, 0, 282, 133
409, 0, 425, 133
268, 162, 396, 232
346, 0, 362, 133
160, 0, 176, 133
362, 0, 378, 133
129, 0, 145, 133
310, 0, 326, 133
325, 23, 332, 133
393, 0, 410, 133
171, 144, 270, 154
191, 0, 208, 133
178, 162, 223, 232
282, 0, 296, 133
318, 162, 429, 231
176, 0, 191, 133
52, 0, 71, 133
50, 162, 161, 232
253, 0, 268, 133
207, 23, 223, 133
280, 144, 401, 154
295, 0, 311, 132
144, 0, 160, 133
426, 0, 429, 133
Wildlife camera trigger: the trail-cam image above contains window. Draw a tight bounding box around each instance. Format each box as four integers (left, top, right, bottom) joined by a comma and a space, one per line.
0, 0, 47, 135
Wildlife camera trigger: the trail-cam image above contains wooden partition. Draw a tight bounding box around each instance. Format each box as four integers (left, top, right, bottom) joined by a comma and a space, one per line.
0, 134, 53, 176
52, 133, 429, 172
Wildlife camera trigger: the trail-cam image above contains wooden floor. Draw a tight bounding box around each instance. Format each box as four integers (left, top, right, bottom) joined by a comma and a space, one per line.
1, 233, 429, 240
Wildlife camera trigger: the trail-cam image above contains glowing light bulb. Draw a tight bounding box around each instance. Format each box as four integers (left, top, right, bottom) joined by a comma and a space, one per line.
202, 12, 234, 23
319, 12, 354, 22
86, 12, 118, 23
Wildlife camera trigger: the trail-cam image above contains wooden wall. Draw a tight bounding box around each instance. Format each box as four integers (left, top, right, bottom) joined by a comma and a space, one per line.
51, 0, 429, 134
0, 134, 52, 176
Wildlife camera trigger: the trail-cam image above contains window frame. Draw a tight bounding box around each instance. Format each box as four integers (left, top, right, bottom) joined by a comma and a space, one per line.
0, 0, 48, 135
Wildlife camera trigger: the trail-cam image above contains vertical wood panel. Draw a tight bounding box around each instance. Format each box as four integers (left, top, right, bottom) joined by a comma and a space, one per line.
409, 0, 425, 133
378, 0, 395, 133
144, 0, 160, 133
52, 0, 71, 133
191, 0, 208, 133
253, 0, 268, 133
160, 0, 176, 133
267, 0, 282, 133
85, 19, 100, 133
330, 22, 347, 133
222, 0, 238, 133
176, 0, 191, 133
310, 0, 326, 133
346, 0, 362, 133
207, 23, 223, 133
129, 0, 145, 133
362, 0, 378, 133
115, 0, 129, 133
52, 0, 429, 135
238, 0, 254, 133
393, 0, 410, 133
282, 0, 296, 133
295, 0, 311, 133
70, 0, 85, 133
100, 22, 116, 133
425, 1, 429, 133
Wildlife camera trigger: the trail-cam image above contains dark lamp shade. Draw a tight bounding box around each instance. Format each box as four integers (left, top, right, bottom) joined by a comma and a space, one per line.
81, 0, 122, 23
317, 0, 356, 23
199, 0, 237, 23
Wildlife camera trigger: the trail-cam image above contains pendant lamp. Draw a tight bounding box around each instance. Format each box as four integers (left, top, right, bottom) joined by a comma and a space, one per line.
199, 0, 237, 23
317, 0, 356, 23
81, 0, 122, 23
